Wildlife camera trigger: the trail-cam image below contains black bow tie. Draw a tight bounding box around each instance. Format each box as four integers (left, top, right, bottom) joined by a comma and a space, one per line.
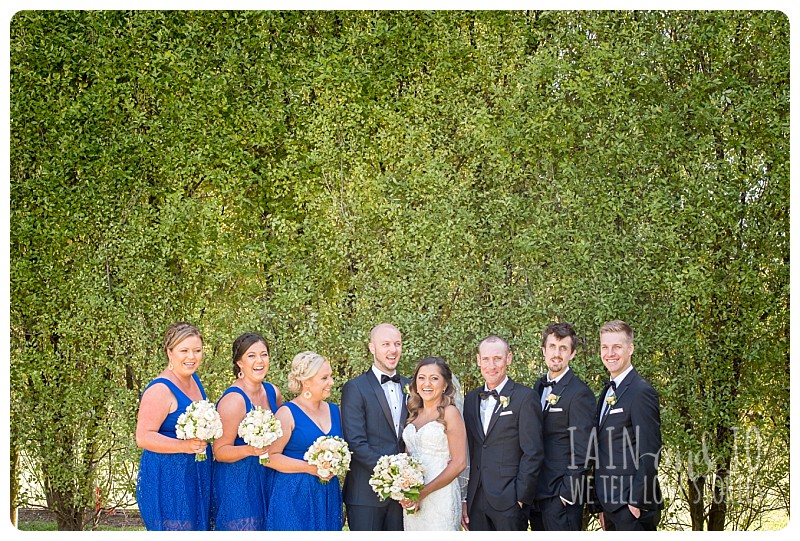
479, 389, 500, 401
541, 379, 556, 388
604, 379, 617, 391
381, 374, 401, 384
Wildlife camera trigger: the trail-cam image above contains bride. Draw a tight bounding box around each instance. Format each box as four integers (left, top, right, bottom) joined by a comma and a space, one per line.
400, 357, 468, 530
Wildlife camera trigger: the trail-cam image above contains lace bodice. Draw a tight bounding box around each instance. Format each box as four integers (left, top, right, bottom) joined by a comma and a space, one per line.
404, 422, 451, 474
401, 422, 462, 531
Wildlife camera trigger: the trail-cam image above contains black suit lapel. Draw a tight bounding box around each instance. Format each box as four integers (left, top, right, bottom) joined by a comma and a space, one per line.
614, 368, 636, 402
468, 389, 485, 443
398, 376, 410, 438
596, 382, 606, 424
485, 379, 514, 437
539, 377, 551, 416
542, 371, 572, 415
365, 370, 396, 434
598, 368, 635, 427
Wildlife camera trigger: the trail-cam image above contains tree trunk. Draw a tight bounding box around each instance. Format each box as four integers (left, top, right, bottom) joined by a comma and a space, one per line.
708, 468, 730, 530
708, 425, 735, 531
50, 491, 87, 531
687, 475, 706, 530
10, 446, 18, 527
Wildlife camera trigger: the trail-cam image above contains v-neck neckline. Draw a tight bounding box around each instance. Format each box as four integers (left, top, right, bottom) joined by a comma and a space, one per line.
292, 401, 333, 435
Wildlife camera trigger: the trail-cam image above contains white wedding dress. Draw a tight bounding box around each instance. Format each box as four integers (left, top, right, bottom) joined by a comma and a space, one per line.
401, 421, 463, 531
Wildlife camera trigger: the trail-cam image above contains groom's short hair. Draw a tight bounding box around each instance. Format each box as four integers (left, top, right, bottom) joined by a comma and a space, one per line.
478, 334, 510, 355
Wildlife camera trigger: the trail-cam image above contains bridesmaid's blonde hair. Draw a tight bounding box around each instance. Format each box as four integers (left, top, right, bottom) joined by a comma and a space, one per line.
287, 351, 327, 394
162, 322, 202, 359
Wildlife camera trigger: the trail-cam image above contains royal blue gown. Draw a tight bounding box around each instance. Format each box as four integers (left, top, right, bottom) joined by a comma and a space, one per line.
136, 373, 212, 530
211, 382, 279, 531
265, 401, 344, 531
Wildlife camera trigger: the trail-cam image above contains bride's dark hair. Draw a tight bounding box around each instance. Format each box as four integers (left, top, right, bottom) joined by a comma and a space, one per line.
406, 357, 456, 430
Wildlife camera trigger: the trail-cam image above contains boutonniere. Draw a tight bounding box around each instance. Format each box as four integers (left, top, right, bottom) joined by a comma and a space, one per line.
403, 383, 410, 395
545, 394, 560, 406
605, 393, 617, 407
499, 396, 510, 409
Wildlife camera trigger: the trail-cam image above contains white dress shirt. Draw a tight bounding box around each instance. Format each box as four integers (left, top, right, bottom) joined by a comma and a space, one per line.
372, 365, 402, 434
601, 364, 635, 421
480, 376, 509, 434
541, 366, 570, 410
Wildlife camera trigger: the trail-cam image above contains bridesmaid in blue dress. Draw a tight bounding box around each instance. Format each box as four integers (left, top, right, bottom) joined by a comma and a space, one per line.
211, 332, 283, 530
135, 322, 212, 530
265, 351, 344, 531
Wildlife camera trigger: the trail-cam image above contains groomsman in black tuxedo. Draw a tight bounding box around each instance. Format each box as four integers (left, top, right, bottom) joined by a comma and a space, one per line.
461, 335, 544, 531
593, 320, 663, 530
341, 323, 410, 530
530, 322, 596, 530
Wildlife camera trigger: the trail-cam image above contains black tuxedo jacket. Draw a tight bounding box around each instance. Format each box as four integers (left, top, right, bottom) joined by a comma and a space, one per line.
593, 367, 663, 511
534, 369, 596, 504
463, 377, 544, 511
341, 369, 410, 507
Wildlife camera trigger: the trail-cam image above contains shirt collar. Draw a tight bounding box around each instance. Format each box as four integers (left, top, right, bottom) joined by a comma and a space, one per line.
548, 366, 571, 384
611, 365, 635, 387
371, 365, 397, 383
484, 376, 509, 394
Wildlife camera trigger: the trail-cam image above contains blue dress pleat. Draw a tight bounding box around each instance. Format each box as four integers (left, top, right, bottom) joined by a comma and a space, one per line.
135, 373, 212, 531
265, 401, 344, 531
211, 382, 278, 531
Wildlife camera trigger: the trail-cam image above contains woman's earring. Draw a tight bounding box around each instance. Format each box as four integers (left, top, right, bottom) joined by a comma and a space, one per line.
168, 362, 173, 371
237, 371, 244, 379
303, 390, 312, 399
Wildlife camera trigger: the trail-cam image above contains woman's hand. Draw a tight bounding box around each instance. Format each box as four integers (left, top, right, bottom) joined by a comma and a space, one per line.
184, 438, 207, 454
250, 444, 271, 457
399, 497, 419, 513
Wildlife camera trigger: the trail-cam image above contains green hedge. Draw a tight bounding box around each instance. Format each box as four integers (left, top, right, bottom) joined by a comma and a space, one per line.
10, 10, 788, 530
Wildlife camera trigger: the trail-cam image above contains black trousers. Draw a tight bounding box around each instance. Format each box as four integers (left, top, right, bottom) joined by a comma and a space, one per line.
345, 502, 404, 531
468, 488, 527, 531
529, 495, 584, 531
602, 504, 660, 531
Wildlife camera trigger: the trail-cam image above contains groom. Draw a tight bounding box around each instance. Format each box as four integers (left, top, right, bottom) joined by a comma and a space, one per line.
462, 335, 544, 530
341, 323, 410, 530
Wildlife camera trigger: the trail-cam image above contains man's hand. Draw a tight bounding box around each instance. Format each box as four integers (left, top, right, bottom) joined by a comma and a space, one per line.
628, 504, 641, 519
461, 502, 469, 531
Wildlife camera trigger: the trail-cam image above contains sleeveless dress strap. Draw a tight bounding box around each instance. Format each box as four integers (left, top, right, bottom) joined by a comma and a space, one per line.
281, 401, 299, 416
144, 377, 181, 397
144, 375, 206, 401
219, 386, 253, 411
192, 372, 207, 400
264, 382, 278, 411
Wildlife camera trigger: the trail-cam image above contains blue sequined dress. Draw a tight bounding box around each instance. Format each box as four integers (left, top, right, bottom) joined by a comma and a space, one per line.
135, 373, 212, 530
211, 382, 279, 530
265, 401, 344, 531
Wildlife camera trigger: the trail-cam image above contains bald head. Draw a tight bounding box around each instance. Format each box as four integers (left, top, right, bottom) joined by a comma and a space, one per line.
369, 323, 400, 343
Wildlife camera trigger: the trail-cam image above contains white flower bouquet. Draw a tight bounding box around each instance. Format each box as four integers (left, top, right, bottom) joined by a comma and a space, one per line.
238, 406, 283, 465
176, 399, 223, 461
369, 453, 426, 514
304, 435, 352, 484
